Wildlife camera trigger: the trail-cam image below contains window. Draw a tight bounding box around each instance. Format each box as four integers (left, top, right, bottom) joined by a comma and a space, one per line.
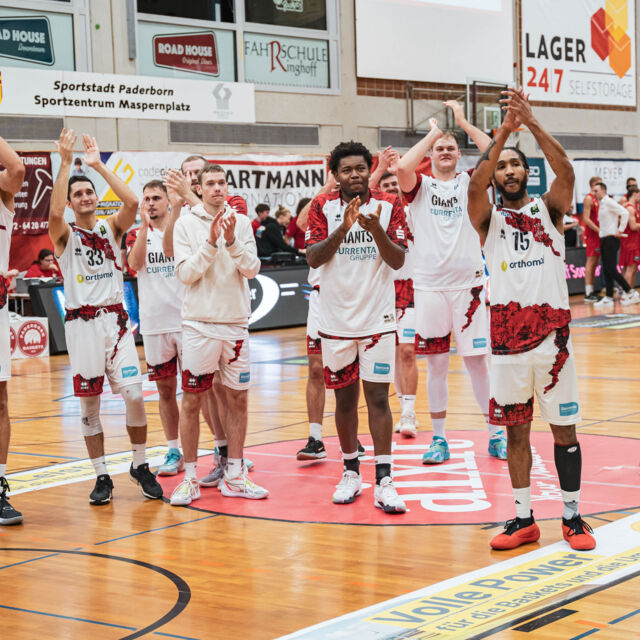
137, 0, 234, 23
244, 0, 326, 30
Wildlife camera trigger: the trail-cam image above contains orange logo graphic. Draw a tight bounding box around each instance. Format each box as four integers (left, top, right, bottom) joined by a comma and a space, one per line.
591, 0, 631, 78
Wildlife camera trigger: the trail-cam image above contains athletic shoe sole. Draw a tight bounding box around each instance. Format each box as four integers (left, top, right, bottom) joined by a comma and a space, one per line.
128, 474, 163, 500
296, 451, 327, 460
490, 523, 540, 550
0, 515, 24, 525
156, 468, 180, 476
220, 486, 269, 499
199, 478, 223, 488
89, 497, 112, 506
332, 489, 362, 504
374, 501, 406, 514
400, 428, 417, 438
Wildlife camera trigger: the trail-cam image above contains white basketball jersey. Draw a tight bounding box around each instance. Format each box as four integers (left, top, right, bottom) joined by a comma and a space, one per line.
483, 197, 571, 355
0, 199, 14, 310
406, 172, 485, 291
130, 225, 184, 335
58, 220, 124, 309
308, 266, 320, 288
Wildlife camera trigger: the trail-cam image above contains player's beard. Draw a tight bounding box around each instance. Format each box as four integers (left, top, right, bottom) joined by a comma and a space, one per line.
496, 175, 528, 204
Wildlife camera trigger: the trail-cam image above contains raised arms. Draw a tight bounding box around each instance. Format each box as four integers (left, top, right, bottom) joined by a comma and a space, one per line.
443, 99, 492, 152
396, 118, 443, 193
0, 136, 25, 203
49, 129, 75, 255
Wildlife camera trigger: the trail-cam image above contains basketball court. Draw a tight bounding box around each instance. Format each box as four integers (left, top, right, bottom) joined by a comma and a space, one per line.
1, 296, 639, 639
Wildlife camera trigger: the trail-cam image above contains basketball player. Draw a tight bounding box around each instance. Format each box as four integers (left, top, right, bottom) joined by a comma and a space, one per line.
170, 164, 268, 505
0, 136, 25, 525
467, 88, 595, 550
49, 129, 162, 504
306, 141, 407, 512
396, 100, 507, 463
294, 174, 366, 460
582, 176, 602, 302
620, 187, 640, 288
127, 181, 184, 475
163, 160, 255, 482
378, 169, 419, 437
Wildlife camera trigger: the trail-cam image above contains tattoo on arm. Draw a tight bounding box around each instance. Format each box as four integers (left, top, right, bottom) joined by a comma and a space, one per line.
306, 226, 347, 267
476, 141, 496, 168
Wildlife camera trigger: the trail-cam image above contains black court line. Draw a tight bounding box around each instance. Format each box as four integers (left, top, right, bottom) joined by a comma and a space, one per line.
514, 608, 577, 632
465, 567, 640, 639
0, 548, 191, 640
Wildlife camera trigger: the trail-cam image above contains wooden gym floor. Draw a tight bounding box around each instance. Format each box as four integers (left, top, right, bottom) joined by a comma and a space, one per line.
1, 295, 639, 639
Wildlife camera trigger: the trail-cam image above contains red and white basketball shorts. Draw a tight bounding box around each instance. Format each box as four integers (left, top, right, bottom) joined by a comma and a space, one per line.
65, 305, 141, 396
321, 331, 395, 389
414, 286, 489, 356
306, 289, 321, 355
489, 327, 580, 427
396, 307, 416, 345
181, 320, 250, 392
0, 305, 10, 382
584, 229, 601, 258
144, 331, 182, 381
619, 245, 640, 268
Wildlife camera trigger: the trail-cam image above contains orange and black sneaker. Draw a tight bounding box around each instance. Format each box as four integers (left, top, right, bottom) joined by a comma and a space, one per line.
562, 514, 596, 550
490, 512, 540, 550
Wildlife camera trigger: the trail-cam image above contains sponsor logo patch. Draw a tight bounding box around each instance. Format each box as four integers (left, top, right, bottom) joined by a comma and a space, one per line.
239, 372, 250, 383
473, 338, 487, 348
121, 366, 139, 378
373, 362, 391, 375
402, 328, 415, 338
559, 401, 579, 416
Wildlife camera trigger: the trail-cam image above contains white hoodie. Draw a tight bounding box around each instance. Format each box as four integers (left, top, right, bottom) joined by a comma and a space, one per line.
173, 203, 260, 326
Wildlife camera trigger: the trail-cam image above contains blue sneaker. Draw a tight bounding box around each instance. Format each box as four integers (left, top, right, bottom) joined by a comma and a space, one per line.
156, 448, 184, 476
422, 436, 450, 465
488, 430, 507, 460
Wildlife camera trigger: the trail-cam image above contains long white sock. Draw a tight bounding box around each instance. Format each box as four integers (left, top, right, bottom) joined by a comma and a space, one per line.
91, 456, 107, 476
167, 439, 180, 450
513, 486, 531, 519
432, 417, 446, 438
561, 489, 580, 519
488, 420, 502, 437
309, 422, 322, 440
403, 395, 416, 414
0, 463, 6, 477
184, 461, 197, 479
586, 284, 594, 295
131, 443, 146, 469
226, 458, 243, 478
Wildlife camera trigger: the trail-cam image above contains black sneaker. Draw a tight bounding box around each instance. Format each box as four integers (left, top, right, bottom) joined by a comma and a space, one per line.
296, 437, 327, 460
0, 477, 23, 525
129, 463, 163, 499
358, 440, 366, 457
90, 474, 114, 505
584, 293, 600, 303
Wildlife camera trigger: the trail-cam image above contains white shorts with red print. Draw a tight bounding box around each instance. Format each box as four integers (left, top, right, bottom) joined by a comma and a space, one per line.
65, 306, 141, 396
489, 327, 580, 427
181, 321, 250, 392
396, 307, 416, 345
144, 331, 182, 381
414, 286, 489, 356
0, 305, 10, 382
321, 332, 395, 389
306, 288, 321, 355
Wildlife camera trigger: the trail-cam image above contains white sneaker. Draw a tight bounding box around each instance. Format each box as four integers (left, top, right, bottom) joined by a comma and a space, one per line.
332, 470, 362, 504
374, 476, 407, 513
621, 290, 640, 306
594, 296, 614, 309
220, 470, 269, 499
170, 477, 200, 506
395, 411, 418, 438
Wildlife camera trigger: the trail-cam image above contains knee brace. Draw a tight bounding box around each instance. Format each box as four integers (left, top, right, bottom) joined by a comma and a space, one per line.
122, 383, 146, 427
80, 395, 102, 437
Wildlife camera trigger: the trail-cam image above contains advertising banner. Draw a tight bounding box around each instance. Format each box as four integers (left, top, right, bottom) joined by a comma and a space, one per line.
0, 67, 254, 122
573, 158, 640, 203
243, 33, 329, 88
137, 21, 236, 81
521, 0, 636, 106
13, 152, 53, 236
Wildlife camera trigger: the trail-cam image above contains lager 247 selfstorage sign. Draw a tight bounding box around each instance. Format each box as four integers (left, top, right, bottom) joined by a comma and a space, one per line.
0, 67, 255, 122
521, 0, 635, 107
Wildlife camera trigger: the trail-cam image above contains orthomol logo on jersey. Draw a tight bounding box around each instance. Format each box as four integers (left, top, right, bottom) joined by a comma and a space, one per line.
501, 256, 545, 271
154, 432, 640, 525
76, 272, 114, 283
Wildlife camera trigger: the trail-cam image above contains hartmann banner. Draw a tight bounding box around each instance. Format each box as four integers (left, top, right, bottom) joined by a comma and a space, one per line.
0, 67, 255, 122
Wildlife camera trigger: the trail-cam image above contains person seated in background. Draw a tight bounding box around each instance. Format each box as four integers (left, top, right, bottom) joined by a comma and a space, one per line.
251, 203, 270, 236
286, 198, 311, 250
24, 248, 62, 279
563, 211, 579, 248
256, 205, 302, 258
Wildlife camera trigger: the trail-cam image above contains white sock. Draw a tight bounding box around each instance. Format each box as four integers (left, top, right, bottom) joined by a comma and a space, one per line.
403, 395, 416, 414
167, 439, 180, 450
488, 420, 502, 437
513, 486, 531, 519
432, 417, 446, 439
309, 422, 322, 441
184, 461, 197, 479
561, 489, 580, 520
586, 284, 594, 295
0, 463, 6, 477
91, 456, 107, 476
226, 457, 242, 478
216, 439, 228, 449
131, 443, 146, 469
